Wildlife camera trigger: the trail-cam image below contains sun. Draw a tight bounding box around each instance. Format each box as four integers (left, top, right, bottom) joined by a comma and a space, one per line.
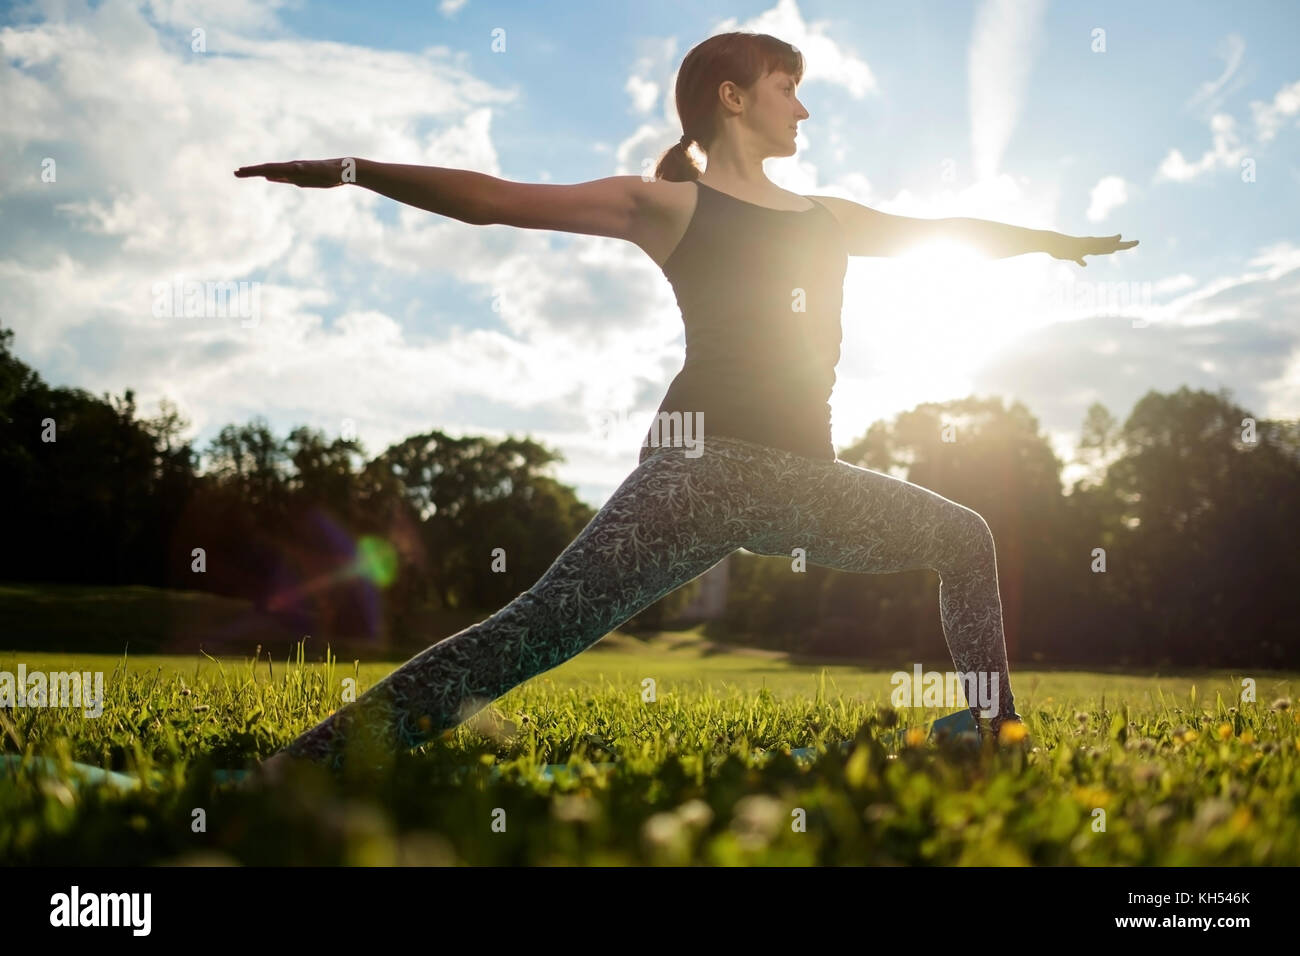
898, 238, 983, 264
832, 235, 1040, 437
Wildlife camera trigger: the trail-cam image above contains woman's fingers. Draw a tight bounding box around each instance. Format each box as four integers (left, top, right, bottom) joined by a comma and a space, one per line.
234, 164, 282, 179
233, 162, 295, 180
234, 163, 275, 178
1087, 234, 1140, 257
233, 159, 342, 188
1053, 232, 1138, 266
1101, 234, 1139, 251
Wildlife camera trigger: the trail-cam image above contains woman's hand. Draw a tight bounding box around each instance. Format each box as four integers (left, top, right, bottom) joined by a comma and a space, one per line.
1048, 232, 1140, 267
233, 158, 352, 188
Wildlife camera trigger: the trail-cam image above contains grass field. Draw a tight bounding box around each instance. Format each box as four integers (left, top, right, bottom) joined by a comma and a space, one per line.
1, 637, 1297, 865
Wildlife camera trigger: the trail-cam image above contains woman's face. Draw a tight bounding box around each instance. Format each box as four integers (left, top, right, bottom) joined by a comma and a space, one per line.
746, 68, 809, 158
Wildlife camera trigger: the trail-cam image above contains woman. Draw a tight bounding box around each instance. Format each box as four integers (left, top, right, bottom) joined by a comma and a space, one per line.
235, 32, 1136, 778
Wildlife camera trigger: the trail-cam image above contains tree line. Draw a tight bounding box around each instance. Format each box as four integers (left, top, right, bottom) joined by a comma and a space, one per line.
2, 323, 1297, 668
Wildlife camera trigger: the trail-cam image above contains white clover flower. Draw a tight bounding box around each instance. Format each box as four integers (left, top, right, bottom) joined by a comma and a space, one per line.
675, 798, 713, 830
642, 812, 684, 849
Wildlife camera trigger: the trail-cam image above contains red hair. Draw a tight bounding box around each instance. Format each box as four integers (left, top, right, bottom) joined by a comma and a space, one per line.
654, 32, 805, 182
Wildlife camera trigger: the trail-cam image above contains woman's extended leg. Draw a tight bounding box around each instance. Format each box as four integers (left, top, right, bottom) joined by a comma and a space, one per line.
745, 451, 1022, 739
272, 439, 774, 771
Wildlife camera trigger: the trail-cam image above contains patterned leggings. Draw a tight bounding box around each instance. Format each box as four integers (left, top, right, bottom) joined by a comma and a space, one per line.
278, 434, 1020, 769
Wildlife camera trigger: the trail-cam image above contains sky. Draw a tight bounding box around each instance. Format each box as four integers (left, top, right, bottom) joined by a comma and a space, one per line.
2, 0, 1298, 507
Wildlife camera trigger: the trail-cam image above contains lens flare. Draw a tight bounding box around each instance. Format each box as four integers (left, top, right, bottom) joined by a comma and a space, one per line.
355, 535, 398, 587
263, 511, 399, 644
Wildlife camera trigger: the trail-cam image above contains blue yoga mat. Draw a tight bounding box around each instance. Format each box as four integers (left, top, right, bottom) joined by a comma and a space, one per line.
0, 755, 144, 792
1, 710, 981, 791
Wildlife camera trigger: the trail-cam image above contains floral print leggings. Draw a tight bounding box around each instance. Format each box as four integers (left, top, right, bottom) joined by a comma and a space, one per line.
277, 433, 1021, 769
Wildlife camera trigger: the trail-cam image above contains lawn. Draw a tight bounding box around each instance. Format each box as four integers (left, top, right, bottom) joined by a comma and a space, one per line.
1, 638, 1296, 865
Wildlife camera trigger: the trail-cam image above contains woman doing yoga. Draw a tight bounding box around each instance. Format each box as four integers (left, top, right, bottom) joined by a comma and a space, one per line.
234, 32, 1137, 778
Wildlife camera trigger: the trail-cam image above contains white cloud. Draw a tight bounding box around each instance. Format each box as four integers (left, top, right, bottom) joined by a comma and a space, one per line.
624, 36, 675, 116
972, 247, 1300, 449
1259, 342, 1300, 419
1156, 73, 1300, 184
1250, 77, 1300, 144
144, 0, 298, 33
1154, 112, 1247, 182
625, 74, 658, 113
418, 107, 503, 174
1, 1, 686, 502
968, 0, 1048, 182
615, 121, 676, 178
1153, 274, 1198, 295
1184, 33, 1247, 116
1085, 175, 1129, 222
1244, 241, 1300, 278
712, 0, 881, 99
1152, 241, 1300, 327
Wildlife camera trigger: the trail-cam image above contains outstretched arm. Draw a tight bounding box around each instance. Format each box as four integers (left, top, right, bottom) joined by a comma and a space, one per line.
809, 195, 1138, 267
233, 158, 658, 241
945, 216, 1138, 267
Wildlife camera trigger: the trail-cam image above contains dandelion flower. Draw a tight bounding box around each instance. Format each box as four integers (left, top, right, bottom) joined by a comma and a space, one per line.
1072, 785, 1111, 808
999, 721, 1029, 744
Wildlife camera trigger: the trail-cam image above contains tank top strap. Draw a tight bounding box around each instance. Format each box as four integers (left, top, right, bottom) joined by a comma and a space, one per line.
802, 195, 848, 251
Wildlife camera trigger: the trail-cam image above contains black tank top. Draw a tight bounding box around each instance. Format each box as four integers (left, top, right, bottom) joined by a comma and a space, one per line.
643, 180, 849, 461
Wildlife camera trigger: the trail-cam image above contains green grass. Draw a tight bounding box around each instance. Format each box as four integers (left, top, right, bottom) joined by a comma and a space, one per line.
1, 640, 1297, 865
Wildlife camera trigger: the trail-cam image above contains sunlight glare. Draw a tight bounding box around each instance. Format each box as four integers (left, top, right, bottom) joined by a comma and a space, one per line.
899, 239, 982, 264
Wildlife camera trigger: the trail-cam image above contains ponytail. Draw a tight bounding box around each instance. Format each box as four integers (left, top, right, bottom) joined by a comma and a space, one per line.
654, 132, 702, 182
